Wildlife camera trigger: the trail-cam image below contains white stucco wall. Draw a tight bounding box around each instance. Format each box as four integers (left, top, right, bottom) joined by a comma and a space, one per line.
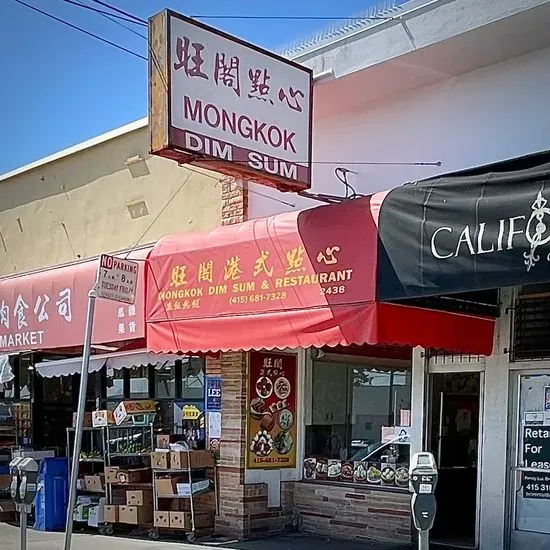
250, 45, 550, 218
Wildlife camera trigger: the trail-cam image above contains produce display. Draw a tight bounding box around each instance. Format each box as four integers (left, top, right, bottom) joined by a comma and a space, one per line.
79, 450, 102, 461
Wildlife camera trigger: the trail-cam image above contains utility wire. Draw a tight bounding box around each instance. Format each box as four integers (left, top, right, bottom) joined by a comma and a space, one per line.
61, 0, 147, 39
81, 0, 396, 23
190, 15, 394, 21
12, 0, 147, 60
89, 0, 146, 25
58, 0, 146, 26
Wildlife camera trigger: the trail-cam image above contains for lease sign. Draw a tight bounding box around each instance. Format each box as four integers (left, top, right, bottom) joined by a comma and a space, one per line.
150, 10, 313, 191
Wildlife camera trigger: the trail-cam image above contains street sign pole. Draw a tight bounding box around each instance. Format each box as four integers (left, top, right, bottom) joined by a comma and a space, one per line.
63, 288, 97, 550
418, 529, 429, 550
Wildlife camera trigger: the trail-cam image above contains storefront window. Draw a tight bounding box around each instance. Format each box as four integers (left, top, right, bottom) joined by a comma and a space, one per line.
129, 365, 149, 398
182, 358, 204, 400
106, 368, 124, 401
304, 359, 411, 488
155, 364, 176, 399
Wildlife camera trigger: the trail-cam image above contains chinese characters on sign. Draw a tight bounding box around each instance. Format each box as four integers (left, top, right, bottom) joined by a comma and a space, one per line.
0, 253, 146, 352
247, 352, 297, 469
150, 11, 312, 190
155, 241, 354, 317
0, 288, 74, 349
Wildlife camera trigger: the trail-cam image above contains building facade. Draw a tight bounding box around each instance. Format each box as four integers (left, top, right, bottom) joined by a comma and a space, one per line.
2, 1, 550, 548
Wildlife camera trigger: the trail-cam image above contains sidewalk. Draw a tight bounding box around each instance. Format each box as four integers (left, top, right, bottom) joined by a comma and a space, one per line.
0, 524, 414, 550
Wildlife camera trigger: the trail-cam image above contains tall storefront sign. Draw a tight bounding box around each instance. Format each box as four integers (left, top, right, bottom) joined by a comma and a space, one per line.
247, 352, 297, 469
377, 153, 550, 300
0, 251, 148, 352
205, 376, 222, 411
148, 9, 313, 191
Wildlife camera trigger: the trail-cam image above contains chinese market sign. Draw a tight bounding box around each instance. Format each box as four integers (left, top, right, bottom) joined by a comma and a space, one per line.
146, 199, 377, 323
148, 10, 313, 191
247, 352, 297, 469
0, 254, 147, 352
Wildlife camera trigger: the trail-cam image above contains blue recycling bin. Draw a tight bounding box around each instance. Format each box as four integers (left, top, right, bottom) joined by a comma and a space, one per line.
34, 457, 69, 531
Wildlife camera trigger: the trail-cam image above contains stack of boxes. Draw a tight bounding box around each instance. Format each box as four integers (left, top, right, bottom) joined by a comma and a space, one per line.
103, 466, 153, 526
151, 438, 216, 534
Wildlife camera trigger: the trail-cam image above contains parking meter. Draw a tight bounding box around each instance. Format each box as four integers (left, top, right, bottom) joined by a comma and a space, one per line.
18, 458, 38, 507
409, 452, 438, 550
10, 457, 37, 550
10, 457, 24, 506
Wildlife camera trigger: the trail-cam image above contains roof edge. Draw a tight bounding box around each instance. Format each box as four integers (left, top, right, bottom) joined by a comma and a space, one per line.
0, 117, 148, 183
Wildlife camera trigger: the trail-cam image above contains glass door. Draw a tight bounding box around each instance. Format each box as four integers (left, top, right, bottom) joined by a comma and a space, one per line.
428, 372, 481, 548
509, 372, 550, 549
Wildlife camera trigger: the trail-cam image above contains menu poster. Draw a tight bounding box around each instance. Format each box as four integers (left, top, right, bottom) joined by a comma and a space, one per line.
247, 352, 297, 469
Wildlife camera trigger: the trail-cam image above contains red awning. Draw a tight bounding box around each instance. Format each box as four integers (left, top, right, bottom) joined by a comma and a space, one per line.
146, 197, 494, 355
0, 247, 149, 353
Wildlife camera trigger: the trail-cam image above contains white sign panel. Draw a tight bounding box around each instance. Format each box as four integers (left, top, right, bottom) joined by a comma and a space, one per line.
167, 12, 312, 189
97, 255, 138, 304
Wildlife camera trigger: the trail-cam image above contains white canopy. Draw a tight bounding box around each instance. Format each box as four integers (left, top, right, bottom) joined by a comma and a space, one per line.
35, 350, 178, 378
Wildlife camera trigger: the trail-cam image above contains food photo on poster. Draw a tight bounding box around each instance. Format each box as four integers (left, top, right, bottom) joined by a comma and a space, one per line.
247, 352, 297, 469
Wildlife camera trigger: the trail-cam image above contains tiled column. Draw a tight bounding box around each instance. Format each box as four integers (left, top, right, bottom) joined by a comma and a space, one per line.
215, 351, 249, 537
215, 179, 249, 537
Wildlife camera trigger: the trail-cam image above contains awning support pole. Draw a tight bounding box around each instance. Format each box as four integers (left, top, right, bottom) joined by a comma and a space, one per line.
63, 288, 97, 550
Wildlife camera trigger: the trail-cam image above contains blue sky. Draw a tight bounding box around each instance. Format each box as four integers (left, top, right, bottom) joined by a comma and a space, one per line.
0, 0, 387, 175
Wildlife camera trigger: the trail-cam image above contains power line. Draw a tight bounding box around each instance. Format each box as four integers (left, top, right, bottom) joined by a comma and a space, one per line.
11, 0, 441, 174
184, 165, 296, 207
63, 0, 147, 39
12, 0, 147, 60
89, 0, 146, 25
58, 0, 146, 26
190, 15, 394, 21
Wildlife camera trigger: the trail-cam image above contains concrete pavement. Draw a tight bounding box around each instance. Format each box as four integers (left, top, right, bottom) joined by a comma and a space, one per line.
0, 524, 414, 550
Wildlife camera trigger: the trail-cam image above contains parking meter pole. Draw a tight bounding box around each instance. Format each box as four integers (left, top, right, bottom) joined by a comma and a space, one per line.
20, 507, 27, 550
63, 289, 96, 550
418, 529, 429, 550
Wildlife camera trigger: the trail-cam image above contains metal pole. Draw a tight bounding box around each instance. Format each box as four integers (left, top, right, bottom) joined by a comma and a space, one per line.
20, 508, 27, 550
418, 529, 429, 550
63, 289, 96, 550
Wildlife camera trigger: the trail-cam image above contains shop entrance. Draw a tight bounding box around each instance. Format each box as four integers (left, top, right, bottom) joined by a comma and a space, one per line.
508, 371, 550, 550
428, 372, 482, 549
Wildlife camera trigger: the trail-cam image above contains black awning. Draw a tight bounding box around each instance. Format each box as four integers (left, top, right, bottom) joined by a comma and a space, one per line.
377, 150, 550, 301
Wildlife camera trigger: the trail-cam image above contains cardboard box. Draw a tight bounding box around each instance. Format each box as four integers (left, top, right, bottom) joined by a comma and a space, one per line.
118, 505, 153, 525
92, 410, 115, 427
126, 490, 153, 507
0, 475, 11, 490
84, 475, 105, 493
156, 434, 171, 449
195, 511, 215, 529
104, 467, 120, 484
176, 479, 211, 497
170, 450, 214, 470
117, 468, 151, 484
104, 505, 119, 523
73, 412, 92, 428
151, 451, 170, 470
155, 478, 177, 496
169, 511, 188, 529
153, 511, 169, 528
87, 504, 105, 527
114, 400, 157, 426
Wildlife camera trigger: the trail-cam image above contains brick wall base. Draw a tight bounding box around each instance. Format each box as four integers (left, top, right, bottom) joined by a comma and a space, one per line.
215, 351, 295, 539
294, 481, 412, 543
